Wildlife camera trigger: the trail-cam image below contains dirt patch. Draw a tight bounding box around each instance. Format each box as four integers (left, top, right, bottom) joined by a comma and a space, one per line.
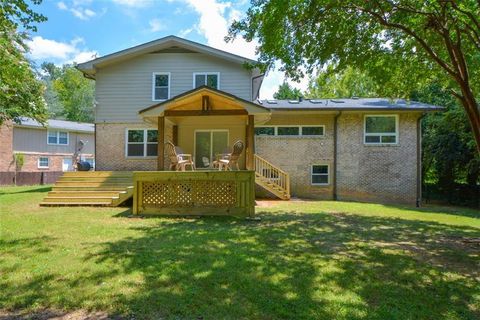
0, 310, 124, 320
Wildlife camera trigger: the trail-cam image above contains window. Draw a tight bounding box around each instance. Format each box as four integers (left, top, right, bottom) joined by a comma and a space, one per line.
254, 127, 275, 136
277, 127, 300, 136
38, 157, 49, 168
126, 129, 158, 157
47, 130, 69, 145
152, 73, 170, 101
364, 115, 398, 144
254, 126, 325, 137
194, 72, 219, 89
311, 165, 329, 185
302, 126, 324, 136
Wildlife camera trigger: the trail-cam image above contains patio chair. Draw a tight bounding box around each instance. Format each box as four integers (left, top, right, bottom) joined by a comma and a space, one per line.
213, 140, 244, 171
165, 141, 195, 171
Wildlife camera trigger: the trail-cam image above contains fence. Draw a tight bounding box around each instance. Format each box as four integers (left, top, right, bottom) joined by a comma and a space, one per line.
0, 171, 63, 186
133, 171, 255, 216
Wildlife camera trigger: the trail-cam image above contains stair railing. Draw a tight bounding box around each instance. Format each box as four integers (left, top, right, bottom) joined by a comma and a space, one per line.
254, 154, 290, 197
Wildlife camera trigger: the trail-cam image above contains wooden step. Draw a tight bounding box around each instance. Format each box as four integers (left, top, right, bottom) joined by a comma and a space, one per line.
54, 182, 133, 187
57, 177, 133, 182
48, 191, 125, 197
62, 171, 133, 177
40, 201, 112, 206
42, 196, 117, 203
52, 186, 133, 191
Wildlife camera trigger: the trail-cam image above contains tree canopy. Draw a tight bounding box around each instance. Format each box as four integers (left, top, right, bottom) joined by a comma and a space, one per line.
306, 66, 379, 98
273, 82, 303, 99
228, 0, 480, 152
0, 0, 48, 125
41, 63, 95, 123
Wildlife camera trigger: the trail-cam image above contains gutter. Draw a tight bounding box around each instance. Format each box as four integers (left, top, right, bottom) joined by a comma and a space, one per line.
416, 113, 427, 207
333, 111, 342, 200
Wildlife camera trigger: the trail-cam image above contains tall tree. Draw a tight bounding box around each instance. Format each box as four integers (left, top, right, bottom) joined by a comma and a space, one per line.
0, 0, 47, 125
228, 0, 480, 153
273, 82, 303, 99
40, 62, 64, 117
306, 66, 379, 98
52, 64, 95, 122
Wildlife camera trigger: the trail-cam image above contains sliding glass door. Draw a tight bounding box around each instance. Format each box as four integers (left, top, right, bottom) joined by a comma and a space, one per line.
195, 130, 229, 169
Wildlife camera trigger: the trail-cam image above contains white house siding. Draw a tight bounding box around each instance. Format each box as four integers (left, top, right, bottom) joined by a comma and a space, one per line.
95, 52, 253, 123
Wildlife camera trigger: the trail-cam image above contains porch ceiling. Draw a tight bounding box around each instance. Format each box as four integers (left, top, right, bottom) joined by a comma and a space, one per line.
139, 86, 271, 123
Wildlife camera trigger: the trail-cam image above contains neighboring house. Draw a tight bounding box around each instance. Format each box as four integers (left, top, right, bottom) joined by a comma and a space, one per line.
0, 118, 95, 184
77, 35, 441, 205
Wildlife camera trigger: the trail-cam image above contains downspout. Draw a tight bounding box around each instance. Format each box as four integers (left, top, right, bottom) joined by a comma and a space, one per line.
251, 73, 265, 100
333, 111, 342, 200
416, 113, 426, 207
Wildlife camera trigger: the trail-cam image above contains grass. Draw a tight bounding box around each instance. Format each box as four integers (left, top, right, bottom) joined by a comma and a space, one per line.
0, 186, 479, 319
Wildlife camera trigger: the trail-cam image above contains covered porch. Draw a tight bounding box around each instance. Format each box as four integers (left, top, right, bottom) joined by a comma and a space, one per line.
139, 86, 271, 171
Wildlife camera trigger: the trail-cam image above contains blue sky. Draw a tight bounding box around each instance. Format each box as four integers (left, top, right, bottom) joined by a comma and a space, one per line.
27, 0, 309, 98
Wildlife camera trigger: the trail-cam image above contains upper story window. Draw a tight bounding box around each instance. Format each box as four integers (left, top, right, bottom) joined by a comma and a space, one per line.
364, 115, 398, 145
126, 129, 158, 157
47, 130, 69, 145
152, 72, 170, 101
194, 72, 219, 89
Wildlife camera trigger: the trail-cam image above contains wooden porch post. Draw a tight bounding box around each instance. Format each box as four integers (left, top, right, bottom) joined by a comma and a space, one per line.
246, 115, 255, 170
172, 125, 178, 145
157, 116, 165, 171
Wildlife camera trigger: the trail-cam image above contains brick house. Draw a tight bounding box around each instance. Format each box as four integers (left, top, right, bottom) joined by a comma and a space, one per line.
76, 35, 441, 205
0, 118, 94, 185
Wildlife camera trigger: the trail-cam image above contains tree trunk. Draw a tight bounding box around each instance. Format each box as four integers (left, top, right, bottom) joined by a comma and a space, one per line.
457, 87, 480, 154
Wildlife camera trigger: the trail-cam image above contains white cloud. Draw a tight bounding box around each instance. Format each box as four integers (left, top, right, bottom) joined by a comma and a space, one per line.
27, 36, 97, 64
71, 7, 96, 20
112, 0, 152, 8
149, 18, 166, 32
57, 1, 67, 10
56, 1, 97, 20
178, 27, 194, 38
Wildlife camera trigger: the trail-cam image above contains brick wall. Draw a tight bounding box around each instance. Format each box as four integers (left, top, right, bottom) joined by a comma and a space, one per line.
337, 112, 420, 204
0, 122, 14, 172
255, 115, 335, 199
95, 122, 173, 171
19, 154, 64, 172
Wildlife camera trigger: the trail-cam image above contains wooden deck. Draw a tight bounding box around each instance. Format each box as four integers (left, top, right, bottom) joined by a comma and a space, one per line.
40, 171, 134, 206
133, 171, 255, 216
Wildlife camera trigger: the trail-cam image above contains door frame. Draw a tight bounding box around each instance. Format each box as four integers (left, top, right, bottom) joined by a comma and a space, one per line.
193, 129, 229, 168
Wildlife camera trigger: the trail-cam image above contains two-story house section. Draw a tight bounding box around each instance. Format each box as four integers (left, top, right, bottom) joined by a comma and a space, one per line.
0, 118, 95, 180
77, 35, 441, 205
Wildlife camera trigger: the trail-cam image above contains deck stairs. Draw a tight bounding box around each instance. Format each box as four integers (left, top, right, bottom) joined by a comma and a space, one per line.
254, 154, 290, 200
40, 171, 134, 206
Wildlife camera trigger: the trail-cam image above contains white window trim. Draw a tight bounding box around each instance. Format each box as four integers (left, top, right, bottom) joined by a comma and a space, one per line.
125, 128, 158, 159
38, 157, 49, 169
47, 130, 69, 145
364, 114, 399, 145
311, 164, 330, 186
152, 72, 171, 102
193, 72, 220, 90
254, 125, 325, 137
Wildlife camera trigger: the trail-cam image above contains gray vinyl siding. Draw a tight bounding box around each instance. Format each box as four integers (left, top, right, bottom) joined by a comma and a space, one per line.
13, 127, 95, 154
95, 52, 253, 122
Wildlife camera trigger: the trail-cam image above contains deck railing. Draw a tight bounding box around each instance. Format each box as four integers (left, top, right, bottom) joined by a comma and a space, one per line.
254, 154, 290, 199
133, 171, 255, 216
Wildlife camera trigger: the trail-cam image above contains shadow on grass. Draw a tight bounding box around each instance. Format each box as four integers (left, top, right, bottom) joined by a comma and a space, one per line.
381, 202, 480, 219
0, 186, 52, 196
1, 211, 479, 319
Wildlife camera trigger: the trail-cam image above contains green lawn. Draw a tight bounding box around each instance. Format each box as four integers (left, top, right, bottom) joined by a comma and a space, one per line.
0, 186, 479, 319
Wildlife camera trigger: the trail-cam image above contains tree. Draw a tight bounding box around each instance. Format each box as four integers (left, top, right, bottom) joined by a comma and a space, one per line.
40, 62, 64, 117
51, 65, 95, 122
0, 0, 47, 125
228, 0, 480, 153
306, 66, 379, 98
273, 82, 303, 99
